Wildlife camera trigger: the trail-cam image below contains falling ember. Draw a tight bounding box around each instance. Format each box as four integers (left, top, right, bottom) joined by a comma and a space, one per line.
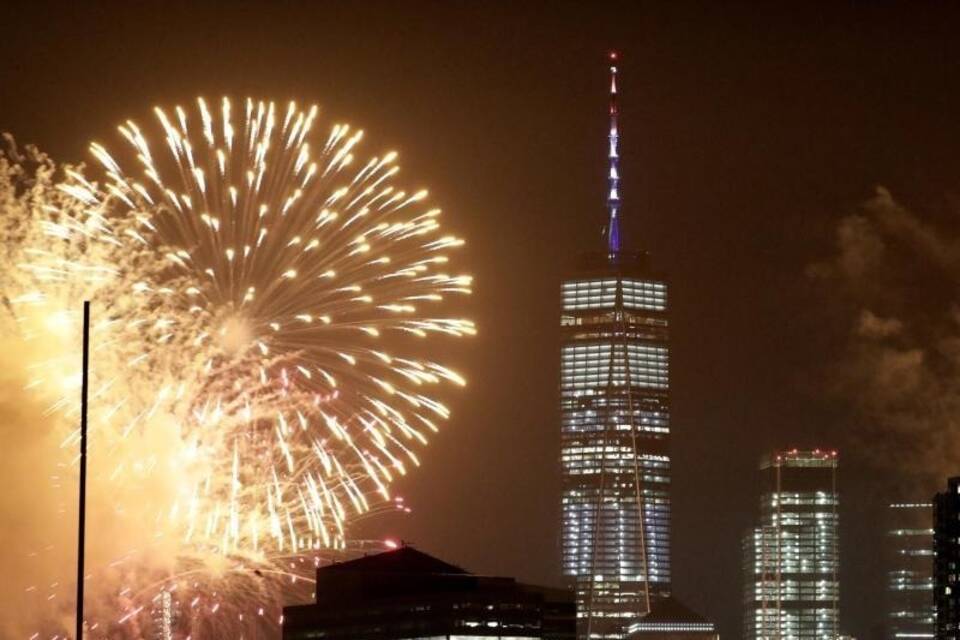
1, 97, 473, 636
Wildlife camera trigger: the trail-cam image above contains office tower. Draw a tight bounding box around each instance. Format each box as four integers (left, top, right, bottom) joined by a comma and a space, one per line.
934, 478, 960, 640
743, 449, 840, 640
282, 546, 576, 640
886, 502, 934, 640
149, 588, 180, 640
560, 52, 672, 640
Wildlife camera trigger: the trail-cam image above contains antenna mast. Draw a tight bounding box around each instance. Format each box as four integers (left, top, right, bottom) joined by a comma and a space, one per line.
606, 51, 621, 256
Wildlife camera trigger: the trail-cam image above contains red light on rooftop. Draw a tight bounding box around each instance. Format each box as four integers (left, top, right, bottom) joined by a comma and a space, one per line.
609, 51, 619, 61
384, 539, 399, 550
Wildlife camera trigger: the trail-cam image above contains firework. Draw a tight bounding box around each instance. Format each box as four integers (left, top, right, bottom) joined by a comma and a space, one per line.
4, 98, 473, 637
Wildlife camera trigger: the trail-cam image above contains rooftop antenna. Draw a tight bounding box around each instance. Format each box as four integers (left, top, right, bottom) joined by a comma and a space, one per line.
606, 51, 621, 256
76, 301, 90, 639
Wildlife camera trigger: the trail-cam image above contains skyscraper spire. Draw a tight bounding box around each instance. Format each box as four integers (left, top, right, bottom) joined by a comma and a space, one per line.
606, 51, 621, 255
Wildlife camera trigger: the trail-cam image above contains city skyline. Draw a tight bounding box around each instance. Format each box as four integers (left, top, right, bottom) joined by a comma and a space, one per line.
4, 2, 960, 639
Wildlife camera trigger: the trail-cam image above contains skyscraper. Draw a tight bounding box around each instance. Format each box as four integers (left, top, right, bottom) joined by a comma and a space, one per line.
886, 502, 934, 640
934, 478, 960, 640
560, 52, 672, 640
742, 449, 840, 640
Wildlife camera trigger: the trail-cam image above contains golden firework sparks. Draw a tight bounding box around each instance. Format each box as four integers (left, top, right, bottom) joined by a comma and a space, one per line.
4, 98, 473, 637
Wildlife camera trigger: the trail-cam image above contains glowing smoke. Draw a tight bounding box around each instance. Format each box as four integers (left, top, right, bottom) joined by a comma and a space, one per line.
811, 186, 960, 483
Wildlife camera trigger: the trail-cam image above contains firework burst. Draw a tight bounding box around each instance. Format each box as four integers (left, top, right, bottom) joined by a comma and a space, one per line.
4, 97, 473, 637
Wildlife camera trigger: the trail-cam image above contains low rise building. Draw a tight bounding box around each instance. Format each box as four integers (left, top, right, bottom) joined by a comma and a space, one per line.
282, 546, 576, 640
625, 597, 717, 640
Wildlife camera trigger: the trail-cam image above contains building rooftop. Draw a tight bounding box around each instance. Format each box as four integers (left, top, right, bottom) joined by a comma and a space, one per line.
642, 597, 712, 624
319, 545, 469, 576
282, 546, 576, 640
761, 448, 839, 469
626, 597, 717, 636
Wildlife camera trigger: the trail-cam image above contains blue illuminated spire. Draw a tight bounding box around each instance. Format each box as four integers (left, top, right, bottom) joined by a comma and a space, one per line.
606, 51, 621, 255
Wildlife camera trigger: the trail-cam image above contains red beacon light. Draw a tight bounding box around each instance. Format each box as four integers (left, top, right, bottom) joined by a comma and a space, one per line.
609, 51, 619, 61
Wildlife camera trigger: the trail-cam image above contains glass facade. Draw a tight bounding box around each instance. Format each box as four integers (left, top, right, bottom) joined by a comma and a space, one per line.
742, 450, 839, 640
886, 502, 934, 640
560, 252, 671, 640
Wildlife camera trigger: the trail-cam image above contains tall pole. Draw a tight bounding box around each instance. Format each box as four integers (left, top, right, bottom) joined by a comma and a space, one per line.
77, 300, 90, 640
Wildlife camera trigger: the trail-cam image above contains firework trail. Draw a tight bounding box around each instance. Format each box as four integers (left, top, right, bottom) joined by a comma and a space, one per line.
1, 98, 473, 637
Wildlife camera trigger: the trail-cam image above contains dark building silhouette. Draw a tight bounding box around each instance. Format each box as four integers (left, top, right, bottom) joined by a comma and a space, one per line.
886, 502, 934, 640
934, 478, 960, 640
282, 546, 575, 640
560, 52, 672, 640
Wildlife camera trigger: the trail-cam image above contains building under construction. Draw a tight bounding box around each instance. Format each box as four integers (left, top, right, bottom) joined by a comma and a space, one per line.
742, 450, 840, 640
886, 502, 934, 640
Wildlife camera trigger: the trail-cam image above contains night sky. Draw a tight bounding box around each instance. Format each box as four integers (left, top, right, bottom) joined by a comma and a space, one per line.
4, 2, 960, 637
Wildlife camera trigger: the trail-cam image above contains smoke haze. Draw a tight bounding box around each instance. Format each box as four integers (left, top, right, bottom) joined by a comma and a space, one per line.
812, 186, 960, 487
